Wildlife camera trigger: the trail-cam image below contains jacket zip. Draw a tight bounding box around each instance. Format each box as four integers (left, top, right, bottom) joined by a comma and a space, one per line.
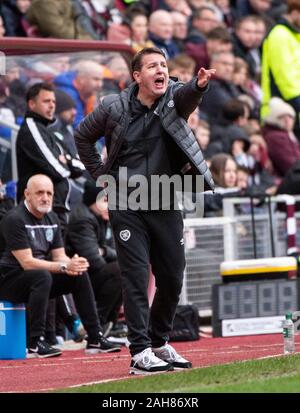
144, 112, 149, 177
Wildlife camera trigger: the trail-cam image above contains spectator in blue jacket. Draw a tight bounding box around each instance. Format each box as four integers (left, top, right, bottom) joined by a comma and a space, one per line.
54, 60, 104, 127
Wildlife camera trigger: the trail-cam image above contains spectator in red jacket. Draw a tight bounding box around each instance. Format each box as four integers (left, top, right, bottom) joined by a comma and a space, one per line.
262, 97, 300, 178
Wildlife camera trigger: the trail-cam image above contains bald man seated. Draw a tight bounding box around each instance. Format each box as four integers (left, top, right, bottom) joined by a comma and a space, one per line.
0, 174, 121, 358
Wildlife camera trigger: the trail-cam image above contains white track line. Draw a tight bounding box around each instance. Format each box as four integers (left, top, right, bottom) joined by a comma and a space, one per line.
0, 344, 285, 371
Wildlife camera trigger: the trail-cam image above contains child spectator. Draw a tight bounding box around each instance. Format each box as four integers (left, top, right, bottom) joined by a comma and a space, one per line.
236, 164, 250, 190
229, 125, 252, 168
211, 153, 238, 189
168, 54, 196, 83
204, 153, 240, 216
194, 119, 211, 155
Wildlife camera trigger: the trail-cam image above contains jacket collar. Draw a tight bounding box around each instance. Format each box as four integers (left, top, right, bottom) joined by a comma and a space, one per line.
277, 17, 300, 34
25, 110, 56, 126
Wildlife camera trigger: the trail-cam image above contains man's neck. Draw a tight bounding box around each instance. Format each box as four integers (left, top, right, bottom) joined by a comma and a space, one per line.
136, 91, 156, 108
73, 79, 89, 102
26, 110, 54, 126
24, 200, 43, 220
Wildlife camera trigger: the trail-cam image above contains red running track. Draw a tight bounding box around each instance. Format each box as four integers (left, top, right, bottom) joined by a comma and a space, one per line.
0, 334, 298, 393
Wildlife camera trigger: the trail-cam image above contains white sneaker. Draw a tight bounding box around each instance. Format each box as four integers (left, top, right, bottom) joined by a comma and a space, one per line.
130, 348, 173, 375
153, 343, 192, 369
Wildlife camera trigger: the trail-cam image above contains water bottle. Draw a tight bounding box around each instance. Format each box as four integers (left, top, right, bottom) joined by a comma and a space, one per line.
283, 312, 295, 354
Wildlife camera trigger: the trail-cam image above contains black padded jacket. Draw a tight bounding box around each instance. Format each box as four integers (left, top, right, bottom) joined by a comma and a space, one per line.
74, 77, 215, 191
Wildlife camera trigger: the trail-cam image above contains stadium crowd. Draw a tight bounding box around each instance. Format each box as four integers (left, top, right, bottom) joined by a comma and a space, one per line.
0, 0, 300, 205
0, 0, 300, 366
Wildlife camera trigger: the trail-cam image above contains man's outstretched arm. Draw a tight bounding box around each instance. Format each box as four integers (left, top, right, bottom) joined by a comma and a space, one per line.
174, 68, 216, 120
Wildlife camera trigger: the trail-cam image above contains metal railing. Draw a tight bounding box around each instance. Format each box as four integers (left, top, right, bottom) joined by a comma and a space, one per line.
180, 195, 300, 315
223, 195, 300, 259
180, 216, 233, 315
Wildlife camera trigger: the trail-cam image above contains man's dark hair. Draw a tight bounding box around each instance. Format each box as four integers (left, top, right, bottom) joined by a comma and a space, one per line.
26, 82, 55, 103
193, 6, 217, 21
288, 0, 300, 13
234, 15, 258, 31
168, 53, 196, 72
237, 164, 250, 174
207, 27, 232, 43
131, 47, 166, 73
123, 3, 148, 26
223, 99, 246, 121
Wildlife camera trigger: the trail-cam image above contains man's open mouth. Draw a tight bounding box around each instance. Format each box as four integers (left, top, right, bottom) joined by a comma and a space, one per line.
154, 77, 165, 87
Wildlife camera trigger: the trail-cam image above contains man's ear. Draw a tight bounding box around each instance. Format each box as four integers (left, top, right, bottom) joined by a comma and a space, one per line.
132, 70, 140, 84
28, 99, 35, 111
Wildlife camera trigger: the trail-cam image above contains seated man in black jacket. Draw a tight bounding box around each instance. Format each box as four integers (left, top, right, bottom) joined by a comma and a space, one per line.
16, 82, 86, 232
66, 181, 123, 336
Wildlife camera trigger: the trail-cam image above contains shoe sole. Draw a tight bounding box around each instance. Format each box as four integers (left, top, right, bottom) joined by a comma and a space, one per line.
129, 367, 173, 375
26, 351, 62, 359
173, 365, 192, 370
85, 347, 121, 354
172, 362, 193, 369
153, 355, 192, 370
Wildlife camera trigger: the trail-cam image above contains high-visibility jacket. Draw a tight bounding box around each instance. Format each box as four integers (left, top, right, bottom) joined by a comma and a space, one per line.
261, 19, 300, 119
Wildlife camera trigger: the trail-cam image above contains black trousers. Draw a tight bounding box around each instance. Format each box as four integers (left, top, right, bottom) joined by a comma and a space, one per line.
89, 261, 123, 327
45, 295, 78, 342
45, 262, 123, 341
0, 267, 100, 343
109, 209, 185, 356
